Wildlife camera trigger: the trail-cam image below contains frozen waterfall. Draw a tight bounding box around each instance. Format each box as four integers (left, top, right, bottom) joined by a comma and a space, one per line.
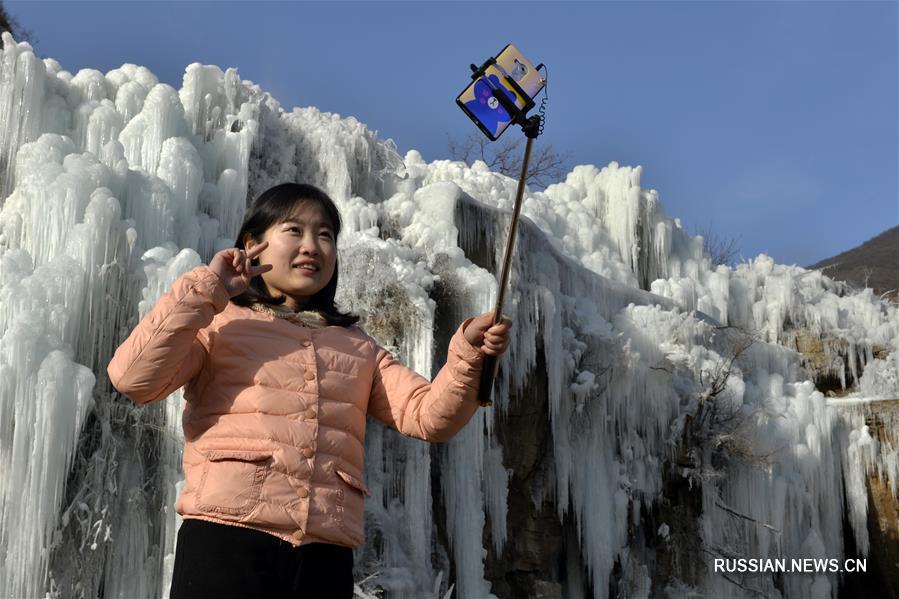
1, 32, 898, 599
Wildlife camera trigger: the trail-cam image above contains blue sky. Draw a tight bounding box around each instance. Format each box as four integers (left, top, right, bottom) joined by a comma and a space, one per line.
7, 1, 897, 267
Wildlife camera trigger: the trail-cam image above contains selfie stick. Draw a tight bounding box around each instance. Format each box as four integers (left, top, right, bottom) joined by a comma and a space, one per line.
468, 58, 543, 407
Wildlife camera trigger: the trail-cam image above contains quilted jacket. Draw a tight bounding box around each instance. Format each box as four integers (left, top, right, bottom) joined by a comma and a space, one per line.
107, 265, 485, 547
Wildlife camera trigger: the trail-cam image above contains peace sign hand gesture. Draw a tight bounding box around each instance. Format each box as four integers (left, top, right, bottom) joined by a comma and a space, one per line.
209, 241, 274, 298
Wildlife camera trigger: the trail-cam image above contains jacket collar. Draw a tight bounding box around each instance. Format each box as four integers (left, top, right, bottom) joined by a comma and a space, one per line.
248, 302, 329, 329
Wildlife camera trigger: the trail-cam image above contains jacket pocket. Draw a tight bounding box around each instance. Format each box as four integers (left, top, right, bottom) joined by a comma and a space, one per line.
196, 449, 273, 516
334, 464, 369, 546
335, 467, 371, 497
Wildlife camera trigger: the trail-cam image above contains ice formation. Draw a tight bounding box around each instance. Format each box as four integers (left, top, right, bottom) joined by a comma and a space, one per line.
1, 32, 897, 598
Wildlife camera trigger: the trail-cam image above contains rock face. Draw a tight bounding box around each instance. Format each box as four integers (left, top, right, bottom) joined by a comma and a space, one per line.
788, 330, 851, 394
858, 475, 899, 599
787, 328, 892, 398
789, 328, 898, 598
852, 400, 899, 599
484, 337, 564, 598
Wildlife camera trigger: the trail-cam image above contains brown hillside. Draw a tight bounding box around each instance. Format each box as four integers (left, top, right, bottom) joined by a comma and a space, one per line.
808, 226, 899, 300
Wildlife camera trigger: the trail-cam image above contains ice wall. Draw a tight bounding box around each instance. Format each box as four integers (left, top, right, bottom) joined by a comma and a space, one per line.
1, 32, 897, 599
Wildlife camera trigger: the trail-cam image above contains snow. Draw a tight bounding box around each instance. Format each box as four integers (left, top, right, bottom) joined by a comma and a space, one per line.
1, 30, 898, 598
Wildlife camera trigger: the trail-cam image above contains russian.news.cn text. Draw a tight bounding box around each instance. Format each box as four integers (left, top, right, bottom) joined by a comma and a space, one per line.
714, 558, 866, 574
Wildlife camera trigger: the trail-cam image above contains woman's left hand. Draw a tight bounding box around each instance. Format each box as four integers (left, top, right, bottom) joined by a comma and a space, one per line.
463, 311, 513, 356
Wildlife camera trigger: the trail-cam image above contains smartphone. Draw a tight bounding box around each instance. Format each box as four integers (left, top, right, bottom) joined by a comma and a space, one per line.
456, 44, 546, 141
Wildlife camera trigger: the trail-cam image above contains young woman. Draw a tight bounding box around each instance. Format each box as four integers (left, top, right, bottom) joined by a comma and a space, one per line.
107, 183, 512, 598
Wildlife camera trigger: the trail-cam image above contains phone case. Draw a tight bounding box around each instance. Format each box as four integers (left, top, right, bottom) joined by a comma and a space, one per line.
456, 44, 546, 141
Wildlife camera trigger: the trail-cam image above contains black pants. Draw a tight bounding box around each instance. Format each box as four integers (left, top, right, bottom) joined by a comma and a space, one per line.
169, 519, 354, 599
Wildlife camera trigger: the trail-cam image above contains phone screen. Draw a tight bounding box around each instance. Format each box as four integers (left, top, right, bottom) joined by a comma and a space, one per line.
456, 44, 545, 141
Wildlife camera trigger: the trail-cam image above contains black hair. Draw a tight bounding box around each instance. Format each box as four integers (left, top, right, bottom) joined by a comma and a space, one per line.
230, 183, 361, 327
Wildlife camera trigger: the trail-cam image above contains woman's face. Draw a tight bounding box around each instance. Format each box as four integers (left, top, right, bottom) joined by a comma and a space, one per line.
244, 200, 337, 311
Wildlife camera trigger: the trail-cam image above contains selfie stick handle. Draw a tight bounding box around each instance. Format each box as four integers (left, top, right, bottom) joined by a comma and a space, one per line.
477, 113, 541, 407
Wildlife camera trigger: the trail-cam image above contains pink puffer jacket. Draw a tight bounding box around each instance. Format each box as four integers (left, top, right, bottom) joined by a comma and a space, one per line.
107, 266, 484, 547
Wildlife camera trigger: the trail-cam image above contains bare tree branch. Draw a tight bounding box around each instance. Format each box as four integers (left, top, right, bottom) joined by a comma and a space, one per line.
0, 1, 36, 47
446, 131, 571, 190
861, 266, 874, 289
714, 500, 781, 534
692, 222, 742, 267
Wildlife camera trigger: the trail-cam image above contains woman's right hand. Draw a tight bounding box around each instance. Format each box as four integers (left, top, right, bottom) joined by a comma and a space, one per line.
209, 241, 273, 298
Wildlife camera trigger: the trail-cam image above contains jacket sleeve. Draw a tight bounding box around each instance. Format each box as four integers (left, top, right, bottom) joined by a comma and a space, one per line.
107, 265, 230, 405
367, 317, 485, 442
